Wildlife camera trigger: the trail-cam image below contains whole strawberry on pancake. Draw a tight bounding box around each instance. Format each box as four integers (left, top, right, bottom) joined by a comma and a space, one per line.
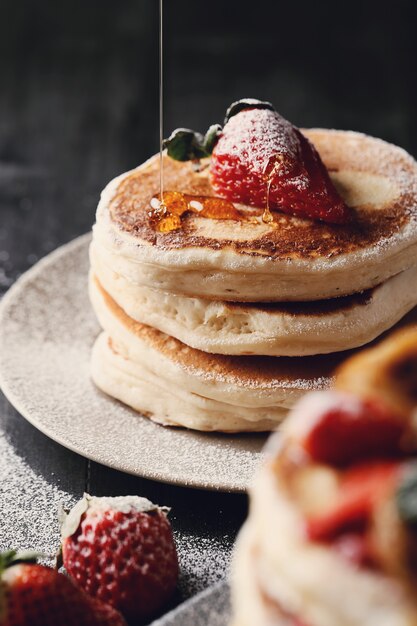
164, 98, 351, 224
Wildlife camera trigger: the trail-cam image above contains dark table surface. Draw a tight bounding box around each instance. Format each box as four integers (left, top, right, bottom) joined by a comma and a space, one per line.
1, 0, 416, 623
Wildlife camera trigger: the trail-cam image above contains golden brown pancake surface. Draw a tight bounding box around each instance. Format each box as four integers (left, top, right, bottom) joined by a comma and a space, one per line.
109, 129, 417, 261
96, 276, 336, 390
94, 276, 417, 392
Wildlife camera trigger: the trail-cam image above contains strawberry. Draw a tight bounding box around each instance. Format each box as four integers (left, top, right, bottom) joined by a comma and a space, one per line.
306, 462, 399, 541
291, 390, 406, 467
211, 103, 351, 223
61, 495, 179, 622
0, 551, 126, 626
163, 99, 352, 224
332, 533, 375, 567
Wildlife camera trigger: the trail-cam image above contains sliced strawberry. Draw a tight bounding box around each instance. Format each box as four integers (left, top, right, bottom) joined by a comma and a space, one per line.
296, 391, 406, 467
306, 462, 399, 542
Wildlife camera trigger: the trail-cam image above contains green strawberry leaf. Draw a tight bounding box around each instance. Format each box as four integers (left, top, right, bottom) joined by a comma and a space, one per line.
0, 550, 41, 572
202, 124, 222, 154
396, 462, 417, 528
0, 550, 18, 571
163, 98, 276, 162
163, 128, 211, 161
223, 98, 275, 125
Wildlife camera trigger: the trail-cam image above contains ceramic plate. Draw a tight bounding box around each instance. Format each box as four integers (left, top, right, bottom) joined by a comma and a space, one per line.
151, 581, 230, 626
0, 234, 266, 492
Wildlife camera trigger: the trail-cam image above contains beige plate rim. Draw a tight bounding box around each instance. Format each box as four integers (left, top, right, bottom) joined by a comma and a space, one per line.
0, 234, 267, 493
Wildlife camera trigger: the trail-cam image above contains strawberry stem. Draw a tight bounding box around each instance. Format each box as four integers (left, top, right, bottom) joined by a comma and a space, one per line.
223, 98, 275, 124
163, 128, 212, 161
0, 550, 41, 572
203, 124, 222, 154
163, 98, 275, 162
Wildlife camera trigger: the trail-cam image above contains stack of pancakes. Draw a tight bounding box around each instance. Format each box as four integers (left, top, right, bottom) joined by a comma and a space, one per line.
89, 129, 417, 431
230, 328, 417, 626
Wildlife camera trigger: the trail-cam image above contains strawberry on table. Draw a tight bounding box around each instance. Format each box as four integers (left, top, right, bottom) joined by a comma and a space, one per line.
0, 550, 126, 626
61, 495, 179, 623
163, 98, 352, 224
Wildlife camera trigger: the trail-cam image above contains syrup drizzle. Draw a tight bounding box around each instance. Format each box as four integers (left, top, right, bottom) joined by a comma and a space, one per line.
150, 0, 273, 233
149, 192, 246, 233
159, 0, 165, 210
262, 155, 279, 224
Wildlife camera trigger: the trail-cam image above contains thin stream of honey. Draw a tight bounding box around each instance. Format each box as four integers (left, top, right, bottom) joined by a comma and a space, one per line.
151, 6, 273, 233
262, 177, 274, 224
262, 155, 277, 224
159, 0, 165, 210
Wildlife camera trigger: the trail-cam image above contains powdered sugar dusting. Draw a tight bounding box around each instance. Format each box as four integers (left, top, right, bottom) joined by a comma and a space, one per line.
0, 235, 266, 493
313, 129, 417, 200
180, 359, 331, 391
87, 494, 160, 514
99, 130, 417, 282
151, 580, 230, 626
0, 426, 234, 618
0, 431, 76, 555
61, 494, 164, 539
215, 109, 300, 175
175, 533, 233, 597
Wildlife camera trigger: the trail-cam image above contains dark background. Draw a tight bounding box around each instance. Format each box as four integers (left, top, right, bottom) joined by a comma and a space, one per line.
1, 0, 417, 290
0, 0, 416, 621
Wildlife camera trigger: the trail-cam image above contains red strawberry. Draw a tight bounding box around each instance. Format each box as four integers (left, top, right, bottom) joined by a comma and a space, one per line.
163, 99, 352, 224
211, 104, 352, 224
61, 495, 179, 622
290, 390, 406, 467
332, 533, 375, 567
0, 551, 126, 626
306, 462, 399, 541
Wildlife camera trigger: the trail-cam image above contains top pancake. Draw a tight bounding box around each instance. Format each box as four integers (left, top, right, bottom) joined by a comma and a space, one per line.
93, 129, 417, 301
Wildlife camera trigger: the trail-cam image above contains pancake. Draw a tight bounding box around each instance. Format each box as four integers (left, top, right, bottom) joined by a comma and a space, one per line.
89, 275, 337, 410
91, 334, 282, 432
89, 277, 417, 432
231, 462, 417, 626
91, 241, 417, 356
92, 129, 417, 302
230, 524, 291, 626
231, 329, 417, 624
